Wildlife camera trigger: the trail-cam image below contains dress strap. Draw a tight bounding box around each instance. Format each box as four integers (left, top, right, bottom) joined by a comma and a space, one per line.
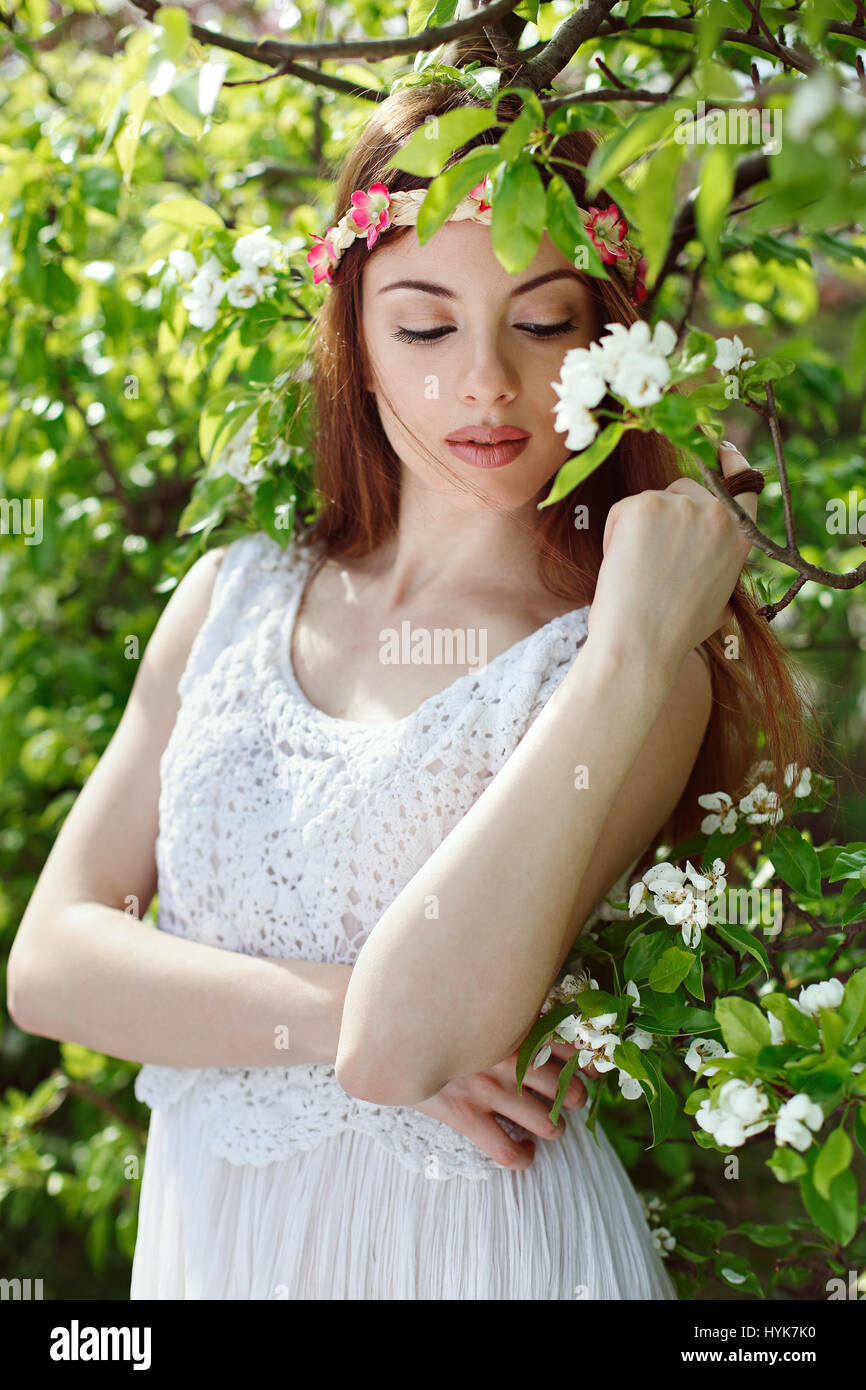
177, 531, 297, 703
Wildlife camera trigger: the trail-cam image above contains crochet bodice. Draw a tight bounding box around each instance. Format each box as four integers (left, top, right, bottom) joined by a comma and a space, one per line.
134, 530, 634, 1178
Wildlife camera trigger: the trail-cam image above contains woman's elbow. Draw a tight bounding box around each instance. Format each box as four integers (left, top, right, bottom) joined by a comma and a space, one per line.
334, 1047, 444, 1106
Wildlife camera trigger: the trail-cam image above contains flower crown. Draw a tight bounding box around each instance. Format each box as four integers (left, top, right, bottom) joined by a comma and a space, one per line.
306, 176, 648, 306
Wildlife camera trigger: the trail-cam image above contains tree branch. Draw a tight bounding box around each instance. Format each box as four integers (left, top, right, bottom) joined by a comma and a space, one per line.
523, 0, 621, 92
595, 15, 842, 75
129, 0, 520, 65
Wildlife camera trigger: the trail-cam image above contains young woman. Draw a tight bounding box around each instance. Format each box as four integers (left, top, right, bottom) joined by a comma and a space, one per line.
8, 81, 816, 1299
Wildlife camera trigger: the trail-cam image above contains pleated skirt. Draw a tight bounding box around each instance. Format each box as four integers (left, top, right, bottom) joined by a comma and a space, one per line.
129, 1091, 678, 1301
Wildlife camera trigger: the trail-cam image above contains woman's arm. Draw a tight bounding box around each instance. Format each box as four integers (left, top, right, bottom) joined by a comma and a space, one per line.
6, 547, 352, 1070
336, 636, 709, 1103
335, 471, 756, 1107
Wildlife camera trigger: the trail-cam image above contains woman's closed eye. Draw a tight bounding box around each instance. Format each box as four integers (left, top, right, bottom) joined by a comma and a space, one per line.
391, 320, 579, 345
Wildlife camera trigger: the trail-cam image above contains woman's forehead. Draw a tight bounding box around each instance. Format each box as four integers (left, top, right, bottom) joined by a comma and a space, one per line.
363, 223, 590, 300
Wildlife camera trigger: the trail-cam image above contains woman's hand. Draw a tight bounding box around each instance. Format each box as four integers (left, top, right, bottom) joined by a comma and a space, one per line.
409, 1039, 589, 1171
586, 442, 761, 665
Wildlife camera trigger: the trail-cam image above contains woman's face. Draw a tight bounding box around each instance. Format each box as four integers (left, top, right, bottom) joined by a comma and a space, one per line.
359, 219, 601, 513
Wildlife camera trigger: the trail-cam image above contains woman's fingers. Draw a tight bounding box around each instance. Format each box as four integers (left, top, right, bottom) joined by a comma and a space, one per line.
523, 1059, 587, 1109
718, 440, 759, 524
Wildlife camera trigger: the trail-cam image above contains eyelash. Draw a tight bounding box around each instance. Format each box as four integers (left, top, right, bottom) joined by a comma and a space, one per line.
391, 320, 577, 345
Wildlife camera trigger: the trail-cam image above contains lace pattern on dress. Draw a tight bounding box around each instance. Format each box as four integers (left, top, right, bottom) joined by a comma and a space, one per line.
135, 531, 642, 1178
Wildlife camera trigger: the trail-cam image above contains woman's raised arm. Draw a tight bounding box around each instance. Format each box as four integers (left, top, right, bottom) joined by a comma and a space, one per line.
6, 548, 352, 1069
336, 456, 757, 1105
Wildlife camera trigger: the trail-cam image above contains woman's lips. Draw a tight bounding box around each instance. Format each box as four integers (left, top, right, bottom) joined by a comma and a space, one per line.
445, 438, 530, 469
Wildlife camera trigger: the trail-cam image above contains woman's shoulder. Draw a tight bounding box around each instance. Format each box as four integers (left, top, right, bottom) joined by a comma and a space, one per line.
164, 528, 313, 703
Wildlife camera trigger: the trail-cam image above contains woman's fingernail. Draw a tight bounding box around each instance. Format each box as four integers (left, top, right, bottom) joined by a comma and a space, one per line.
721, 439, 739, 450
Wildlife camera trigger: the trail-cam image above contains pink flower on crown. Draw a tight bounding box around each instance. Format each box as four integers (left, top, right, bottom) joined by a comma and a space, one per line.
307, 229, 340, 286
581, 203, 629, 265
345, 181, 392, 248
468, 177, 493, 213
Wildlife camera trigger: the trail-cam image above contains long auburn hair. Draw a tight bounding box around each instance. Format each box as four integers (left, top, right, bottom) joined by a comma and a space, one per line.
295, 79, 822, 876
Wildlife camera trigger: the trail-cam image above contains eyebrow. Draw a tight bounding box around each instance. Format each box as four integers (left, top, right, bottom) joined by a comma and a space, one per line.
376, 269, 585, 300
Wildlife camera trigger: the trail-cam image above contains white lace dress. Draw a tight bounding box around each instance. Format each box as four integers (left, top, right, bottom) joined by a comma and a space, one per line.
129, 530, 677, 1301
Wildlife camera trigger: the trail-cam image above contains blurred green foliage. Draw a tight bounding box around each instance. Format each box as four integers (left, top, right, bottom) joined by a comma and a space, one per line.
1, 0, 865, 1298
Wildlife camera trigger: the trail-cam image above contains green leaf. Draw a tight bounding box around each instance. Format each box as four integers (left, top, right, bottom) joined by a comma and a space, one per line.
853, 1104, 866, 1156
489, 156, 546, 274
612, 1039, 654, 1089
176, 472, 237, 537
638, 1051, 677, 1146
696, 143, 736, 266
840, 967, 866, 1044
829, 847, 866, 883
762, 994, 819, 1047
415, 147, 503, 243
715, 996, 771, 1059
743, 355, 796, 384
737, 1221, 794, 1248
799, 1167, 858, 1246
545, 174, 609, 280
767, 1146, 807, 1183
814, 1127, 853, 1201
385, 106, 497, 177
624, 930, 672, 981
768, 826, 822, 897
819, 1005, 844, 1056
684, 952, 706, 1002
649, 947, 695, 993
637, 137, 686, 286
538, 422, 628, 509
714, 922, 770, 977
547, 1048, 583, 1126
585, 103, 680, 195
155, 5, 191, 62
149, 196, 225, 230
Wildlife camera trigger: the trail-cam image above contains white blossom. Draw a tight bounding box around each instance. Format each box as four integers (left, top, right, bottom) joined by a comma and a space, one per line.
551, 396, 599, 452
698, 790, 738, 835
168, 248, 197, 281
713, 334, 755, 374
738, 781, 784, 826
210, 413, 266, 490
233, 225, 283, 272
617, 1067, 643, 1100
684, 1037, 729, 1077
784, 763, 812, 797
225, 268, 274, 308
554, 345, 608, 407
628, 880, 650, 916
650, 1226, 676, 1256
695, 1078, 771, 1148
775, 1092, 824, 1151
793, 977, 845, 1017
609, 351, 671, 408
182, 253, 228, 330
768, 1012, 786, 1045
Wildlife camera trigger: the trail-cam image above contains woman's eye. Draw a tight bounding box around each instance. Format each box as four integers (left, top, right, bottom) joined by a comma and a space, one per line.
390, 320, 578, 345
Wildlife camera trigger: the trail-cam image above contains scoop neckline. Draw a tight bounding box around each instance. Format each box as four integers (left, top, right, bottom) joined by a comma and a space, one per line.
275, 536, 590, 734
